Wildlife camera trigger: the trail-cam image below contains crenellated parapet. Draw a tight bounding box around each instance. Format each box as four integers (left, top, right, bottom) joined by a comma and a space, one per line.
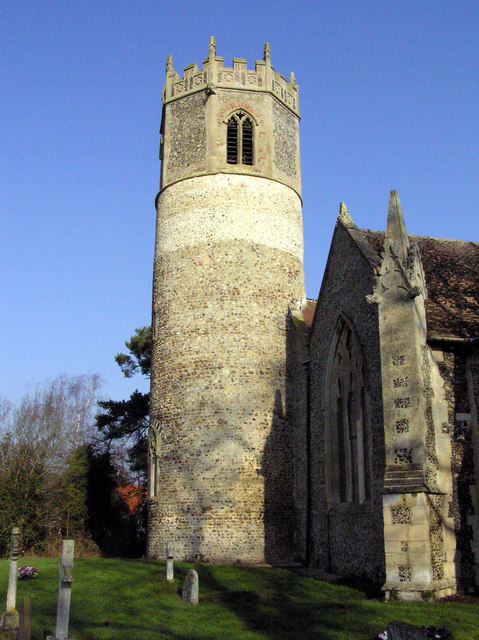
163, 37, 299, 115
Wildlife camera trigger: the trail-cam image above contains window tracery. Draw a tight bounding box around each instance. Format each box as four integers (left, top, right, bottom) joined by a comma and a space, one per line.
325, 318, 371, 505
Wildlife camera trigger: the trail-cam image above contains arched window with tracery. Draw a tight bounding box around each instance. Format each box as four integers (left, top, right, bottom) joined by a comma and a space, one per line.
226, 111, 254, 165
325, 317, 371, 505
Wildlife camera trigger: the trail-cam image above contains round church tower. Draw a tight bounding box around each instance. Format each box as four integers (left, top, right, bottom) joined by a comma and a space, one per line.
148, 38, 304, 563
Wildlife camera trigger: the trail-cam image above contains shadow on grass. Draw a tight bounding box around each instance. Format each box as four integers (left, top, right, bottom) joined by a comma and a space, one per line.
333, 574, 383, 600
6, 559, 479, 640
193, 564, 380, 640
68, 618, 202, 640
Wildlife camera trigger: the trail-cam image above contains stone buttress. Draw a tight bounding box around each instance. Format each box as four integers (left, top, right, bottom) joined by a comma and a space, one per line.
148, 39, 304, 563
373, 191, 457, 599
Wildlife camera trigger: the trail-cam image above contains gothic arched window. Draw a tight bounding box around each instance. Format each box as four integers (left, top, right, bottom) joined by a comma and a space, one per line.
226, 111, 254, 165
325, 318, 371, 505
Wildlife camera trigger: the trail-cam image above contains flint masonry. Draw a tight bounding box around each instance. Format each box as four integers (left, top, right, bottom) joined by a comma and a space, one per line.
148, 39, 479, 600
148, 38, 304, 564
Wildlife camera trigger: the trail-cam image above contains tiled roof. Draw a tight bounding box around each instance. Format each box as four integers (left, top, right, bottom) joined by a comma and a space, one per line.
357, 229, 479, 340
117, 484, 146, 515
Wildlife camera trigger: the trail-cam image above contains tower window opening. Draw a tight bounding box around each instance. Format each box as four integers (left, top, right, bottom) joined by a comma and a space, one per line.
242, 119, 253, 164
226, 112, 254, 165
227, 119, 238, 164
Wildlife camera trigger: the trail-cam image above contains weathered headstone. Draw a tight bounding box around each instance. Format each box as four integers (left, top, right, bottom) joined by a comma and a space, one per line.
1, 527, 21, 635
387, 621, 425, 640
181, 569, 199, 605
50, 540, 74, 640
166, 542, 174, 581
17, 597, 32, 640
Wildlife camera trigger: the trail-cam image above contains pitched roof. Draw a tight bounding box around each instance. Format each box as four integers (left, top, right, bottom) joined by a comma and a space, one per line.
354, 228, 479, 340
117, 484, 146, 515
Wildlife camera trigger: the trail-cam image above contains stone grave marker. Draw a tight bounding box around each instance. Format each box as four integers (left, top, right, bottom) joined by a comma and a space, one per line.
1, 527, 21, 635
387, 621, 426, 640
181, 569, 199, 605
17, 597, 32, 640
166, 542, 174, 581
46, 539, 74, 640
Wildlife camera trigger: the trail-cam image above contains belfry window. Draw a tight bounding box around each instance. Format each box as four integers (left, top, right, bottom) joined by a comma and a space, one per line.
226, 112, 254, 165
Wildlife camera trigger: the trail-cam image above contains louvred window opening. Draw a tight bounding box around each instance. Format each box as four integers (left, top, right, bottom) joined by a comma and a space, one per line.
226, 112, 254, 165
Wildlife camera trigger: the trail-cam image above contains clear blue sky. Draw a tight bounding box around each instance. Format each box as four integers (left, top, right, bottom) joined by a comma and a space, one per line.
1, 0, 478, 404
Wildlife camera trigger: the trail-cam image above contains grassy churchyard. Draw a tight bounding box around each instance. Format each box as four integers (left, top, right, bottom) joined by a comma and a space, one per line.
1, 558, 478, 640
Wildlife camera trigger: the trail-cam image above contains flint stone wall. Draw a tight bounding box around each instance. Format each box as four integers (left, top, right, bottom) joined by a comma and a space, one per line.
161, 88, 301, 197
273, 101, 297, 178
149, 173, 304, 563
308, 223, 385, 581
437, 346, 479, 590
165, 91, 207, 182
286, 315, 310, 562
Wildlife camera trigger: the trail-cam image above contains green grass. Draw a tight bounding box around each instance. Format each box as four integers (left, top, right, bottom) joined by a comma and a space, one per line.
1, 559, 478, 640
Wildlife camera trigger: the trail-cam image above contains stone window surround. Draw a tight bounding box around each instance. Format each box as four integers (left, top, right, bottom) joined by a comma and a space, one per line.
224, 109, 257, 166
323, 315, 372, 507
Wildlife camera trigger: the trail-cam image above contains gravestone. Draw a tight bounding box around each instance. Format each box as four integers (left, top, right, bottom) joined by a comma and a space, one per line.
46, 540, 74, 640
166, 542, 174, 581
0, 527, 21, 636
181, 569, 199, 605
387, 621, 426, 640
17, 597, 32, 640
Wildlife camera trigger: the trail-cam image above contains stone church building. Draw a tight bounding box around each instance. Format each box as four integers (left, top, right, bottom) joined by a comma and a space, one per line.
148, 39, 479, 600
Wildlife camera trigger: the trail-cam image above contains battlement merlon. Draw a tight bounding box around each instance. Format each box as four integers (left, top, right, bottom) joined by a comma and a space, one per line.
162, 39, 299, 116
